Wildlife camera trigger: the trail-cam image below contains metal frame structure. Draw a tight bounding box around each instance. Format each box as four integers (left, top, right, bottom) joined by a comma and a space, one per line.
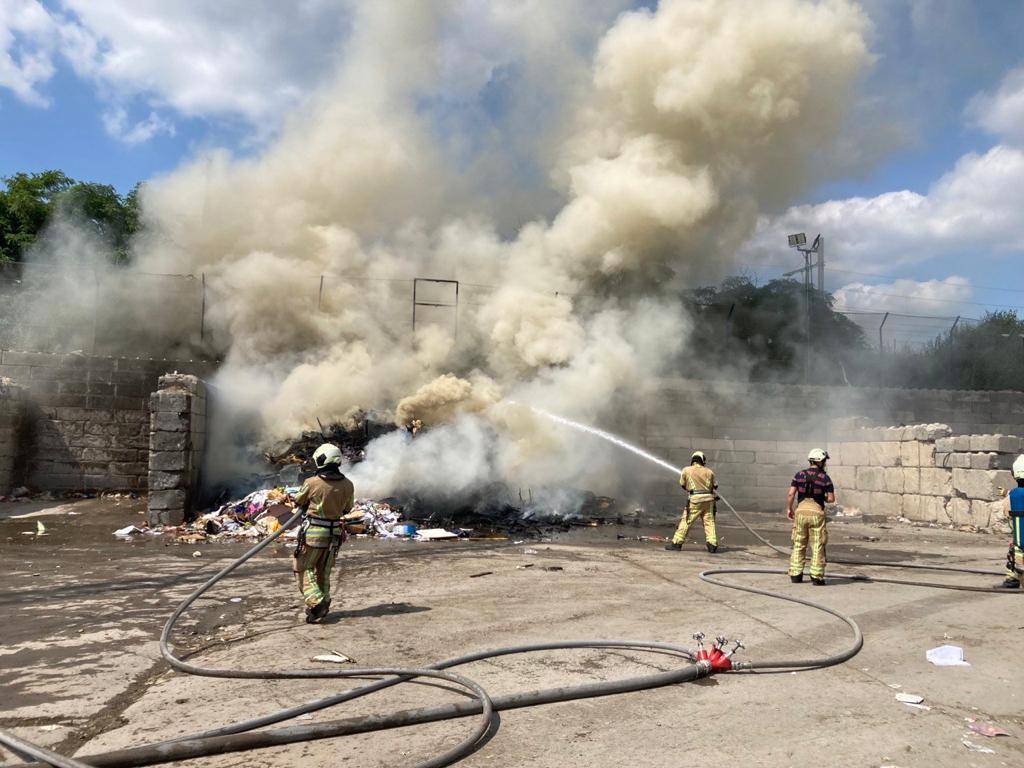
412, 278, 459, 340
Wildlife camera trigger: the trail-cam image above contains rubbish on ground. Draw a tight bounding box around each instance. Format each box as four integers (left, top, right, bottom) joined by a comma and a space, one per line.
192, 551, 202, 558
542, 566, 564, 572
36, 521, 46, 535
967, 722, 1010, 738
961, 739, 995, 754
114, 525, 144, 537
895, 693, 923, 704
517, 564, 535, 569
523, 548, 538, 555
927, 645, 970, 666
616, 534, 669, 542
37, 725, 61, 732
393, 523, 417, 537
887, 683, 901, 689
903, 703, 930, 711
469, 571, 493, 578
312, 653, 355, 664
229, 598, 242, 603
416, 528, 459, 541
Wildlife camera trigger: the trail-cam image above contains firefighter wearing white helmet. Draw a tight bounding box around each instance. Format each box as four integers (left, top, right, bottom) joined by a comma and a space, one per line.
292, 443, 355, 623
999, 455, 1024, 589
665, 450, 719, 553
786, 448, 835, 585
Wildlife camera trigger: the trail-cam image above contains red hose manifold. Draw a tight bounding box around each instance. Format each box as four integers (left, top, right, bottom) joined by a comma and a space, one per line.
694, 634, 742, 672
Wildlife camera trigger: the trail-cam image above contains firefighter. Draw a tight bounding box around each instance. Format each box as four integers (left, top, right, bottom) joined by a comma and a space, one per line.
292, 443, 354, 623
665, 450, 718, 553
999, 455, 1024, 588
787, 448, 835, 585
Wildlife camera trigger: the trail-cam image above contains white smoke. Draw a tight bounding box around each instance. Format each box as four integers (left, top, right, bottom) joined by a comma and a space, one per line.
114, 1, 873, 495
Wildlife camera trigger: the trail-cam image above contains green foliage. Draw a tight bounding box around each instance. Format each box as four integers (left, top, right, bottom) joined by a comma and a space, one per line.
685, 276, 867, 384
888, 311, 1024, 390
0, 171, 141, 263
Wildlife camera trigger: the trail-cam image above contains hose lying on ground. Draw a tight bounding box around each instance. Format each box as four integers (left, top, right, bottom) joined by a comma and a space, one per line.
2, 491, 1018, 768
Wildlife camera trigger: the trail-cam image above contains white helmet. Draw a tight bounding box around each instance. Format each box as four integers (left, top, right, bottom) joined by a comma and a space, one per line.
313, 443, 343, 469
1013, 454, 1024, 480
808, 448, 829, 463
691, 450, 706, 464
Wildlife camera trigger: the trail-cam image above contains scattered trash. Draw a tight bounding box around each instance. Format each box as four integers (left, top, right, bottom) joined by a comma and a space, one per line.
37, 725, 61, 732
895, 693, 924, 704
541, 566, 564, 572
967, 722, 1010, 738
903, 703, 931, 711
469, 571, 493, 578
522, 548, 538, 555
961, 739, 996, 754
311, 653, 355, 664
393, 523, 417, 537
229, 598, 242, 603
517, 564, 535, 569
192, 551, 202, 558
114, 525, 144, 537
927, 645, 970, 667
887, 683, 901, 689
36, 521, 46, 536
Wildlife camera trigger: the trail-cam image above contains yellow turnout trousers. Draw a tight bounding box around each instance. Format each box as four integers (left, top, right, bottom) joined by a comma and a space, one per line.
672, 498, 717, 546
294, 544, 339, 608
789, 499, 827, 579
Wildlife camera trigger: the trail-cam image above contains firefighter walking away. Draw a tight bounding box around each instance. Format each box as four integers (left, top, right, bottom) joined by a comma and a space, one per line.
665, 450, 719, 553
999, 455, 1024, 589
292, 443, 354, 623
787, 448, 834, 585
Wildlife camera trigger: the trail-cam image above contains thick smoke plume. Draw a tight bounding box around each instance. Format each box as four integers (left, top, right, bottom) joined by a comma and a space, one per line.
42, 1, 876, 500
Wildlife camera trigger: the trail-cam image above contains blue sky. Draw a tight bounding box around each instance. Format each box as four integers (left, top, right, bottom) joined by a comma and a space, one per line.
2, 0, 1024, 346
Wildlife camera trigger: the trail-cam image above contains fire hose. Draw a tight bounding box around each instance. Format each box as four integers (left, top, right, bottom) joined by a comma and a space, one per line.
2, 490, 1019, 767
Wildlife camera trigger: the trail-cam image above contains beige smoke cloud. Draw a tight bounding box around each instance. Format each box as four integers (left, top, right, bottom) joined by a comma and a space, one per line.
125, 0, 872, 491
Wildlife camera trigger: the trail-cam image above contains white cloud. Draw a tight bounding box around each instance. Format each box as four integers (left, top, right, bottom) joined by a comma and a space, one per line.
0, 0, 60, 106
968, 65, 1024, 146
833, 276, 973, 314
741, 143, 1024, 273
101, 106, 174, 144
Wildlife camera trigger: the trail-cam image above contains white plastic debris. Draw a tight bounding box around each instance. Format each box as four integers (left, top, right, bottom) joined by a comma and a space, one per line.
895, 693, 924, 704
114, 525, 143, 537
311, 653, 355, 664
927, 645, 970, 667
415, 528, 459, 541
961, 739, 995, 754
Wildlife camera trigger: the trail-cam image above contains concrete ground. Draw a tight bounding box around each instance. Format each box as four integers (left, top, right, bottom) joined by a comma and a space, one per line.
1, 499, 1022, 768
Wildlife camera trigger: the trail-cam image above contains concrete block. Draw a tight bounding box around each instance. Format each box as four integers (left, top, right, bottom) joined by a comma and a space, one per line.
919, 467, 953, 496
969, 500, 1000, 529
950, 435, 972, 451
969, 452, 1000, 470
921, 444, 937, 468
838, 490, 870, 513
970, 434, 1021, 453
933, 437, 955, 454
149, 470, 186, 491
918, 495, 946, 523
951, 469, 1014, 501
151, 431, 189, 452
148, 488, 187, 510
149, 506, 186, 526
840, 443, 870, 467
923, 424, 952, 440
856, 466, 886, 492
149, 451, 188, 472
903, 467, 920, 494
944, 497, 972, 526
829, 466, 856, 489
901, 494, 922, 521
150, 392, 191, 413
884, 467, 905, 493
734, 440, 777, 452
869, 492, 901, 518
869, 442, 901, 467
899, 441, 919, 468
946, 452, 972, 469
151, 411, 189, 432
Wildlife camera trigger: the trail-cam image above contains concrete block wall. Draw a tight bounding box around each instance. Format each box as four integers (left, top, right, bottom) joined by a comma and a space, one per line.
148, 374, 207, 525
0, 380, 26, 494
0, 350, 215, 491
828, 424, 1018, 530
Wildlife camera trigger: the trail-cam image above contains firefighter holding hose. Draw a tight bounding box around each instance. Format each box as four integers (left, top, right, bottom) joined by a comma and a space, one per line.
999, 455, 1024, 588
787, 448, 835, 585
292, 443, 354, 623
665, 450, 719, 553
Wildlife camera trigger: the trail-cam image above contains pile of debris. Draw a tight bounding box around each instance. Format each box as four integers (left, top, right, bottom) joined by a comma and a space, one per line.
263, 410, 396, 468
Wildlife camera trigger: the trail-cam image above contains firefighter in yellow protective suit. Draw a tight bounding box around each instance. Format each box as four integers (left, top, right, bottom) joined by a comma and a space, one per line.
998, 454, 1024, 589
292, 443, 354, 623
787, 448, 835, 586
665, 451, 718, 553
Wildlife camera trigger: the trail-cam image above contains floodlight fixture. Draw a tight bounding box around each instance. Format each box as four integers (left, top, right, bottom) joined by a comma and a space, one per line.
787, 232, 807, 248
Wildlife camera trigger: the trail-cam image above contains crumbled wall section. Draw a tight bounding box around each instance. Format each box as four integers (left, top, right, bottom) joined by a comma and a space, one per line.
0, 350, 215, 491
148, 374, 207, 526
0, 380, 26, 494
827, 424, 1018, 530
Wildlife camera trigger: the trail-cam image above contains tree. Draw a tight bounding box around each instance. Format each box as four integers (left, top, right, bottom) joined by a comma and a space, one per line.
0, 171, 141, 263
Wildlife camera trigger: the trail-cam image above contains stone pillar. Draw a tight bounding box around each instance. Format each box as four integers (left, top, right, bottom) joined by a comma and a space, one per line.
0, 379, 26, 495
148, 374, 207, 525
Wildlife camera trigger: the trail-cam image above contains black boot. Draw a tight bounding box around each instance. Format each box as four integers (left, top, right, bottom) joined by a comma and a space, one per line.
789, 574, 803, 584
811, 576, 826, 586
304, 606, 318, 624
998, 577, 1021, 589
664, 542, 682, 551
313, 598, 332, 621
706, 542, 718, 553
